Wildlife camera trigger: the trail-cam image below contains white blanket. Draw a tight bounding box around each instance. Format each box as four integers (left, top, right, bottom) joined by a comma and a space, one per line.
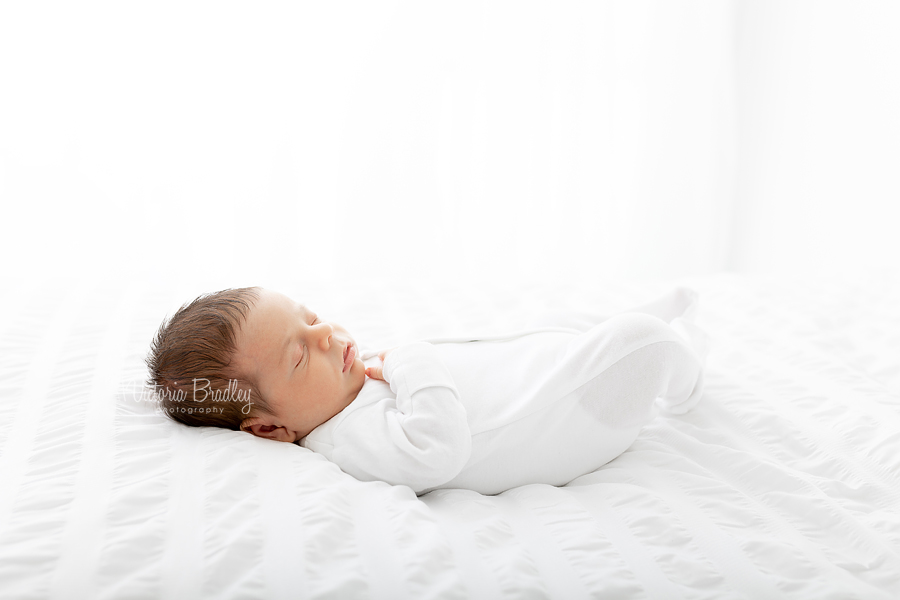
0, 274, 898, 599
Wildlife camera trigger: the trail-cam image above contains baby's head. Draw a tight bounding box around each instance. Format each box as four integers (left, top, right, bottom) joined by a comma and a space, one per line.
146, 287, 366, 442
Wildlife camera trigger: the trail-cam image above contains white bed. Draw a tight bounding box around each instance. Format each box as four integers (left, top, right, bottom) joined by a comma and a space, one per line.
1, 274, 898, 599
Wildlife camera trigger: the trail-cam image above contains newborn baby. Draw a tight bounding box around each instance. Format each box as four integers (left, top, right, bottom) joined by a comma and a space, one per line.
147, 287, 707, 495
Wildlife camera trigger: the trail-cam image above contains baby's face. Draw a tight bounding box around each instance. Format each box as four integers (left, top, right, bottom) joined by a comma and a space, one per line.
232, 288, 366, 442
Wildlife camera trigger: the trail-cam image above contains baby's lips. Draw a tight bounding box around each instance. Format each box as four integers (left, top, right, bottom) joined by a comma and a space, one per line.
342, 343, 357, 373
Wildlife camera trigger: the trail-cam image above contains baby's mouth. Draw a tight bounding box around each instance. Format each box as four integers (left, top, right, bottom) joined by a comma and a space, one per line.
342, 343, 356, 373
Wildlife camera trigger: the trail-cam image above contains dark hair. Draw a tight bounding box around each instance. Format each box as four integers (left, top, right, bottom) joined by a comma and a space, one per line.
145, 287, 270, 430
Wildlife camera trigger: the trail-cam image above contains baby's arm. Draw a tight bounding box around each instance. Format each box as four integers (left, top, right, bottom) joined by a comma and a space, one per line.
330, 342, 471, 493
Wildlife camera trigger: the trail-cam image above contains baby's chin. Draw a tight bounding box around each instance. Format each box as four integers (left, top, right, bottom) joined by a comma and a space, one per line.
349, 358, 367, 393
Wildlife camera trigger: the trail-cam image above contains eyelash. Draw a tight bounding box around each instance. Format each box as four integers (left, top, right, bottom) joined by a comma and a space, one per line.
296, 317, 319, 368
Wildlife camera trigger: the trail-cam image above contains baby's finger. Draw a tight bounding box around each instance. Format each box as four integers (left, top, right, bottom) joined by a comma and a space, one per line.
365, 365, 384, 381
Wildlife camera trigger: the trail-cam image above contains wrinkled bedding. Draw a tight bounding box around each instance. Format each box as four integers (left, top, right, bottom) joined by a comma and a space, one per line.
0, 274, 898, 599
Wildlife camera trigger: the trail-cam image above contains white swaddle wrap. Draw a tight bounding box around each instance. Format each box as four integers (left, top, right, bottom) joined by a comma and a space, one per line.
300, 288, 708, 495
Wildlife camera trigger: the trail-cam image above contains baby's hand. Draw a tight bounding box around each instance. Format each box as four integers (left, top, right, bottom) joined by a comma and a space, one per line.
365, 349, 394, 381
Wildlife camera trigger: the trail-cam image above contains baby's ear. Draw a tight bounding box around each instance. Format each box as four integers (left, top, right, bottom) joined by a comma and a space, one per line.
240, 417, 294, 443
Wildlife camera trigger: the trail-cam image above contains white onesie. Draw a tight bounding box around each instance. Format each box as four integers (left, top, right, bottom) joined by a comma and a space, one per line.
300, 288, 708, 495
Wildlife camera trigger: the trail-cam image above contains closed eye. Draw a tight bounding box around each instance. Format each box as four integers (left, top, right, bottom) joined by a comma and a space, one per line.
293, 313, 320, 369
296, 347, 305, 369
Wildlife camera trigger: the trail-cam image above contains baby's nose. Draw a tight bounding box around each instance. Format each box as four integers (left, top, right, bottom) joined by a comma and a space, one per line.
313, 322, 334, 345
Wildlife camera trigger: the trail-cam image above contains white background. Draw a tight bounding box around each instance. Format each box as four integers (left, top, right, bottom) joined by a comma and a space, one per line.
1, 1, 897, 294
